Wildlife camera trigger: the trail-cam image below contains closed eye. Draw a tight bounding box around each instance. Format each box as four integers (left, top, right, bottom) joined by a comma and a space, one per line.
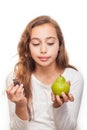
32, 43, 40, 46
47, 43, 54, 45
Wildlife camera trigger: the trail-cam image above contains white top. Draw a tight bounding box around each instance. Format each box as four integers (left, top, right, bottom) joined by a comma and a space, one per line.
6, 68, 84, 130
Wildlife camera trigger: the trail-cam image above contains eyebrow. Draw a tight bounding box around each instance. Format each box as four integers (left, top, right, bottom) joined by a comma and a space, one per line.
30, 38, 40, 41
46, 36, 57, 40
31, 36, 57, 41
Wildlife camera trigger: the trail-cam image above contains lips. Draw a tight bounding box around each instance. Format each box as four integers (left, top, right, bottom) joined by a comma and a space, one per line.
39, 56, 50, 62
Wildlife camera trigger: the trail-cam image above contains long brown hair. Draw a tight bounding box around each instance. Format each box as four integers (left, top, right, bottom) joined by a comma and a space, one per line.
14, 15, 77, 120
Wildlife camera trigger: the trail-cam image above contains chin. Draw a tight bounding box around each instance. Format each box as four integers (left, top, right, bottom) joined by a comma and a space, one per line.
37, 62, 52, 68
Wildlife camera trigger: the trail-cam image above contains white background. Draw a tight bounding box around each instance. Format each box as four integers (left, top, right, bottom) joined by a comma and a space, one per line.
0, 0, 87, 130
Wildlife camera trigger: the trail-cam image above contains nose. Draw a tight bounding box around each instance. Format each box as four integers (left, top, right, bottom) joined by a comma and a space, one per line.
40, 44, 47, 53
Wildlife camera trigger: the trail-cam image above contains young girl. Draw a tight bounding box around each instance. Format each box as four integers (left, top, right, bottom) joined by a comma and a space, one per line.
6, 15, 84, 130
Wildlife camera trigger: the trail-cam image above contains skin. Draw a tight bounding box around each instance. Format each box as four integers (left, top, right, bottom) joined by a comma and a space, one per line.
6, 83, 29, 120
6, 23, 74, 120
30, 23, 59, 68
29, 23, 62, 84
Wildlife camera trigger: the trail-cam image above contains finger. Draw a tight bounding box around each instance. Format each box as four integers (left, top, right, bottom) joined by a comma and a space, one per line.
61, 92, 68, 102
6, 84, 15, 96
20, 87, 25, 95
10, 85, 19, 94
51, 92, 55, 101
68, 93, 74, 101
6, 86, 19, 100
56, 95, 63, 106
67, 80, 71, 86
6, 84, 14, 92
16, 87, 24, 99
16, 84, 24, 94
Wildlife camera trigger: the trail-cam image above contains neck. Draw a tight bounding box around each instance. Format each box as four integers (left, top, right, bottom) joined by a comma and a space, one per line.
33, 64, 64, 84
35, 64, 59, 75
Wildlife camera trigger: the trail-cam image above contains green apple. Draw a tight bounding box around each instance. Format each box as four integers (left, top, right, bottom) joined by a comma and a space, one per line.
51, 76, 70, 96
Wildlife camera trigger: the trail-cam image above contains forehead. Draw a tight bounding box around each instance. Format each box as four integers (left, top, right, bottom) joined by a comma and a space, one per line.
30, 23, 57, 39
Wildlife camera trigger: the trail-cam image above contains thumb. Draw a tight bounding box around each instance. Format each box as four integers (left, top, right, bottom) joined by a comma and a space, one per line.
67, 80, 71, 86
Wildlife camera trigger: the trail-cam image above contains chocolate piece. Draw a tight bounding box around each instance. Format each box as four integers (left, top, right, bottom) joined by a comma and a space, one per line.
13, 79, 20, 86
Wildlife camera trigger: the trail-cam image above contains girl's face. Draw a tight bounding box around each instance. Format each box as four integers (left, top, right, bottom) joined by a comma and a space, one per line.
29, 23, 59, 67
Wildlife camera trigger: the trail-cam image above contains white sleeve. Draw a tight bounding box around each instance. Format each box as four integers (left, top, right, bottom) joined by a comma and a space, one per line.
53, 71, 84, 130
8, 101, 29, 130
6, 72, 29, 130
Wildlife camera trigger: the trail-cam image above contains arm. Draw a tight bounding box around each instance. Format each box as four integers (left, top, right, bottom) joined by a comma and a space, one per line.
6, 72, 29, 130
52, 71, 84, 130
8, 101, 29, 130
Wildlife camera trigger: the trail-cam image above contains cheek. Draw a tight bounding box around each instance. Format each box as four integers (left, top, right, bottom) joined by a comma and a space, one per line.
51, 44, 59, 56
30, 49, 36, 57
29, 47, 39, 58
29, 44, 36, 55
